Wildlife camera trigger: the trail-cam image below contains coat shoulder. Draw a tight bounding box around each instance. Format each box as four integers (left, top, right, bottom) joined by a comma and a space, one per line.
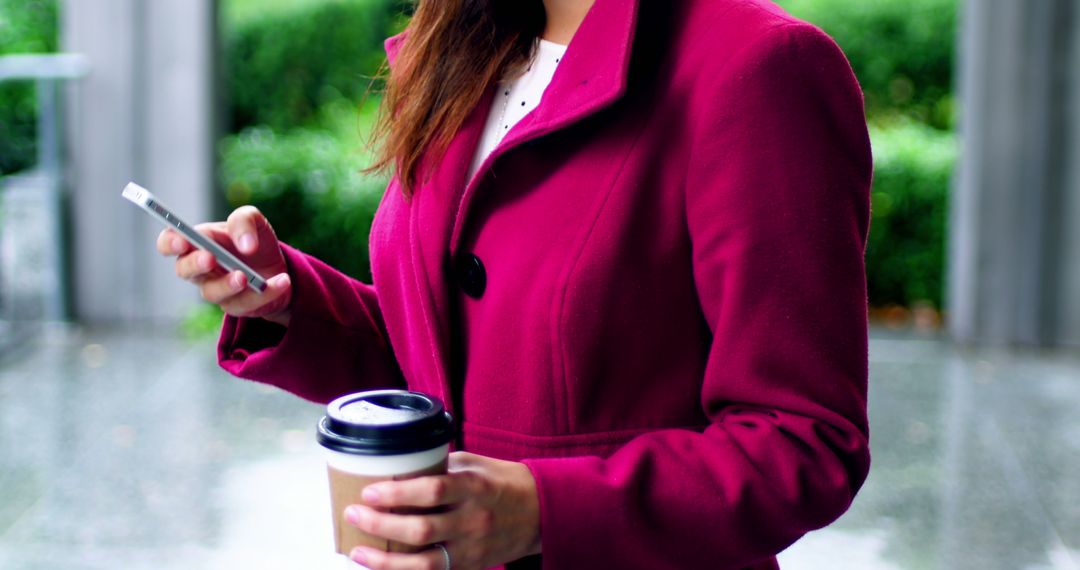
676, 0, 817, 40
661, 0, 843, 75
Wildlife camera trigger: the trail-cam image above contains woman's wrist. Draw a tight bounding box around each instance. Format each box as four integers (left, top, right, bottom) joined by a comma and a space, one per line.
342, 452, 542, 569
509, 460, 543, 557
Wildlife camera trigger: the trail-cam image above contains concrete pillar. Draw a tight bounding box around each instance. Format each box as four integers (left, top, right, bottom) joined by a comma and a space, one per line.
1059, 3, 1080, 346
62, 0, 216, 322
949, 0, 1080, 346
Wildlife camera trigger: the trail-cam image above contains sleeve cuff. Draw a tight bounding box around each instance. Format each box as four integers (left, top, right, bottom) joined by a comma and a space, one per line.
521, 456, 614, 569
214, 243, 381, 403
216, 243, 306, 365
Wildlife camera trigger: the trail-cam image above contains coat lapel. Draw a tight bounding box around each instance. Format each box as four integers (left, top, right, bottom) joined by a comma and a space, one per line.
384, 0, 641, 406
405, 89, 494, 410
449, 0, 641, 253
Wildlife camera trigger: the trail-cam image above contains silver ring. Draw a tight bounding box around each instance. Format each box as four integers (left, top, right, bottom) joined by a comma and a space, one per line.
435, 543, 451, 570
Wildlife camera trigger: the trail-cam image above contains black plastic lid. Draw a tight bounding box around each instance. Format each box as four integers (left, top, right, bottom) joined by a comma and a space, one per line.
316, 390, 455, 455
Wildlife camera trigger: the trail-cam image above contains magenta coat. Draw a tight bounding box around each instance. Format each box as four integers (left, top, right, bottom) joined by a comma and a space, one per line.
218, 0, 873, 568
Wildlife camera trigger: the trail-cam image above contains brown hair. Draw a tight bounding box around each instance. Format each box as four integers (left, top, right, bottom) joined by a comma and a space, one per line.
366, 1, 546, 196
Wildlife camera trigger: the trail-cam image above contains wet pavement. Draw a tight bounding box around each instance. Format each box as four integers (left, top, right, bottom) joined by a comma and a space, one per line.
0, 325, 1078, 569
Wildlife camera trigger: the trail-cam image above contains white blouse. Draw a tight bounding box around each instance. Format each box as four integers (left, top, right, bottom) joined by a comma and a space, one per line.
466, 38, 568, 185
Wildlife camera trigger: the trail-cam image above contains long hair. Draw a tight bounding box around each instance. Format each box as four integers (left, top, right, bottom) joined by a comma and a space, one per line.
366, 1, 547, 196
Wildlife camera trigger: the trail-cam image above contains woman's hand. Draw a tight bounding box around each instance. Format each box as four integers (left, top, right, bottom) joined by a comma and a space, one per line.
346, 452, 541, 570
155, 205, 293, 326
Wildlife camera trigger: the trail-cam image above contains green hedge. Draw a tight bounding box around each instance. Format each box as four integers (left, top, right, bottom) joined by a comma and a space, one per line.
777, 0, 957, 129
866, 121, 956, 309
224, 0, 344, 27
219, 102, 387, 282
0, 0, 58, 175
224, 0, 397, 133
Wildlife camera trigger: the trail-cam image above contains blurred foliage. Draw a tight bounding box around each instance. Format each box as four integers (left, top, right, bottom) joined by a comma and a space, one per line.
224, 0, 397, 133
220, 99, 387, 282
777, 0, 958, 130
866, 121, 957, 309
181, 302, 226, 341
0, 0, 58, 175
223, 0, 341, 27
220, 0, 398, 289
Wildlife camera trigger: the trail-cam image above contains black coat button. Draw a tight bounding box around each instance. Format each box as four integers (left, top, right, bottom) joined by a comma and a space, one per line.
455, 253, 486, 299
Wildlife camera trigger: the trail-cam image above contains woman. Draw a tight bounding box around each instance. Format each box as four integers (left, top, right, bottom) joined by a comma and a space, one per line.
158, 0, 873, 568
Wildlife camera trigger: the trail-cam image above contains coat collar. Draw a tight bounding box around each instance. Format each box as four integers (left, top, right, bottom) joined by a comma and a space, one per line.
383, 0, 641, 209
380, 0, 640, 403
500, 0, 641, 148
452, 0, 641, 252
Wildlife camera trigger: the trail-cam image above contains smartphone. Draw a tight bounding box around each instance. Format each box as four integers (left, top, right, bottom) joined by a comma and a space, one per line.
122, 182, 268, 293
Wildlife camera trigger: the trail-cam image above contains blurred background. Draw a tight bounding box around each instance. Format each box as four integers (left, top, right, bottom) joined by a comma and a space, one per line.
0, 0, 1078, 568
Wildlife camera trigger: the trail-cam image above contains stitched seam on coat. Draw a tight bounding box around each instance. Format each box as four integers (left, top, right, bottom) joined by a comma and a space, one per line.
408, 190, 447, 399
554, 118, 652, 435
464, 420, 708, 448
359, 181, 398, 350
681, 21, 803, 333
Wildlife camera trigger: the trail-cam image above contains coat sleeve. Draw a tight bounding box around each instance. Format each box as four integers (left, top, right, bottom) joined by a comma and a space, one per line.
217, 243, 405, 404
522, 23, 873, 569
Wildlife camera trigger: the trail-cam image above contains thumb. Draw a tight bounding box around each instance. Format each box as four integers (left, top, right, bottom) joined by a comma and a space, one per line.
226, 205, 267, 255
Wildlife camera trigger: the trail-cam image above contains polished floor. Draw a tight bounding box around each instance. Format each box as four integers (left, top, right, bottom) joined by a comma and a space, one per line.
0, 325, 1077, 569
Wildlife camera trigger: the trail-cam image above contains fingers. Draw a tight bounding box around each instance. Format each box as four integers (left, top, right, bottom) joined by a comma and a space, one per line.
218, 272, 291, 318
171, 220, 259, 283
448, 451, 484, 470
349, 545, 449, 570
157, 212, 289, 319
362, 475, 475, 509
156, 229, 194, 257
198, 270, 248, 304
346, 473, 498, 547
185, 268, 290, 318
226, 205, 264, 255
158, 221, 233, 258
175, 250, 220, 281
346, 456, 535, 570
346, 506, 461, 547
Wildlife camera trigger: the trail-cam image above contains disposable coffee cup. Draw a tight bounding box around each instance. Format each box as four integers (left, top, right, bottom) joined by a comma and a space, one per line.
316, 390, 455, 555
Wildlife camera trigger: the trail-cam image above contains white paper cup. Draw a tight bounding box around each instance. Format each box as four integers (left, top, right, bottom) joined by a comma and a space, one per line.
317, 390, 455, 555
